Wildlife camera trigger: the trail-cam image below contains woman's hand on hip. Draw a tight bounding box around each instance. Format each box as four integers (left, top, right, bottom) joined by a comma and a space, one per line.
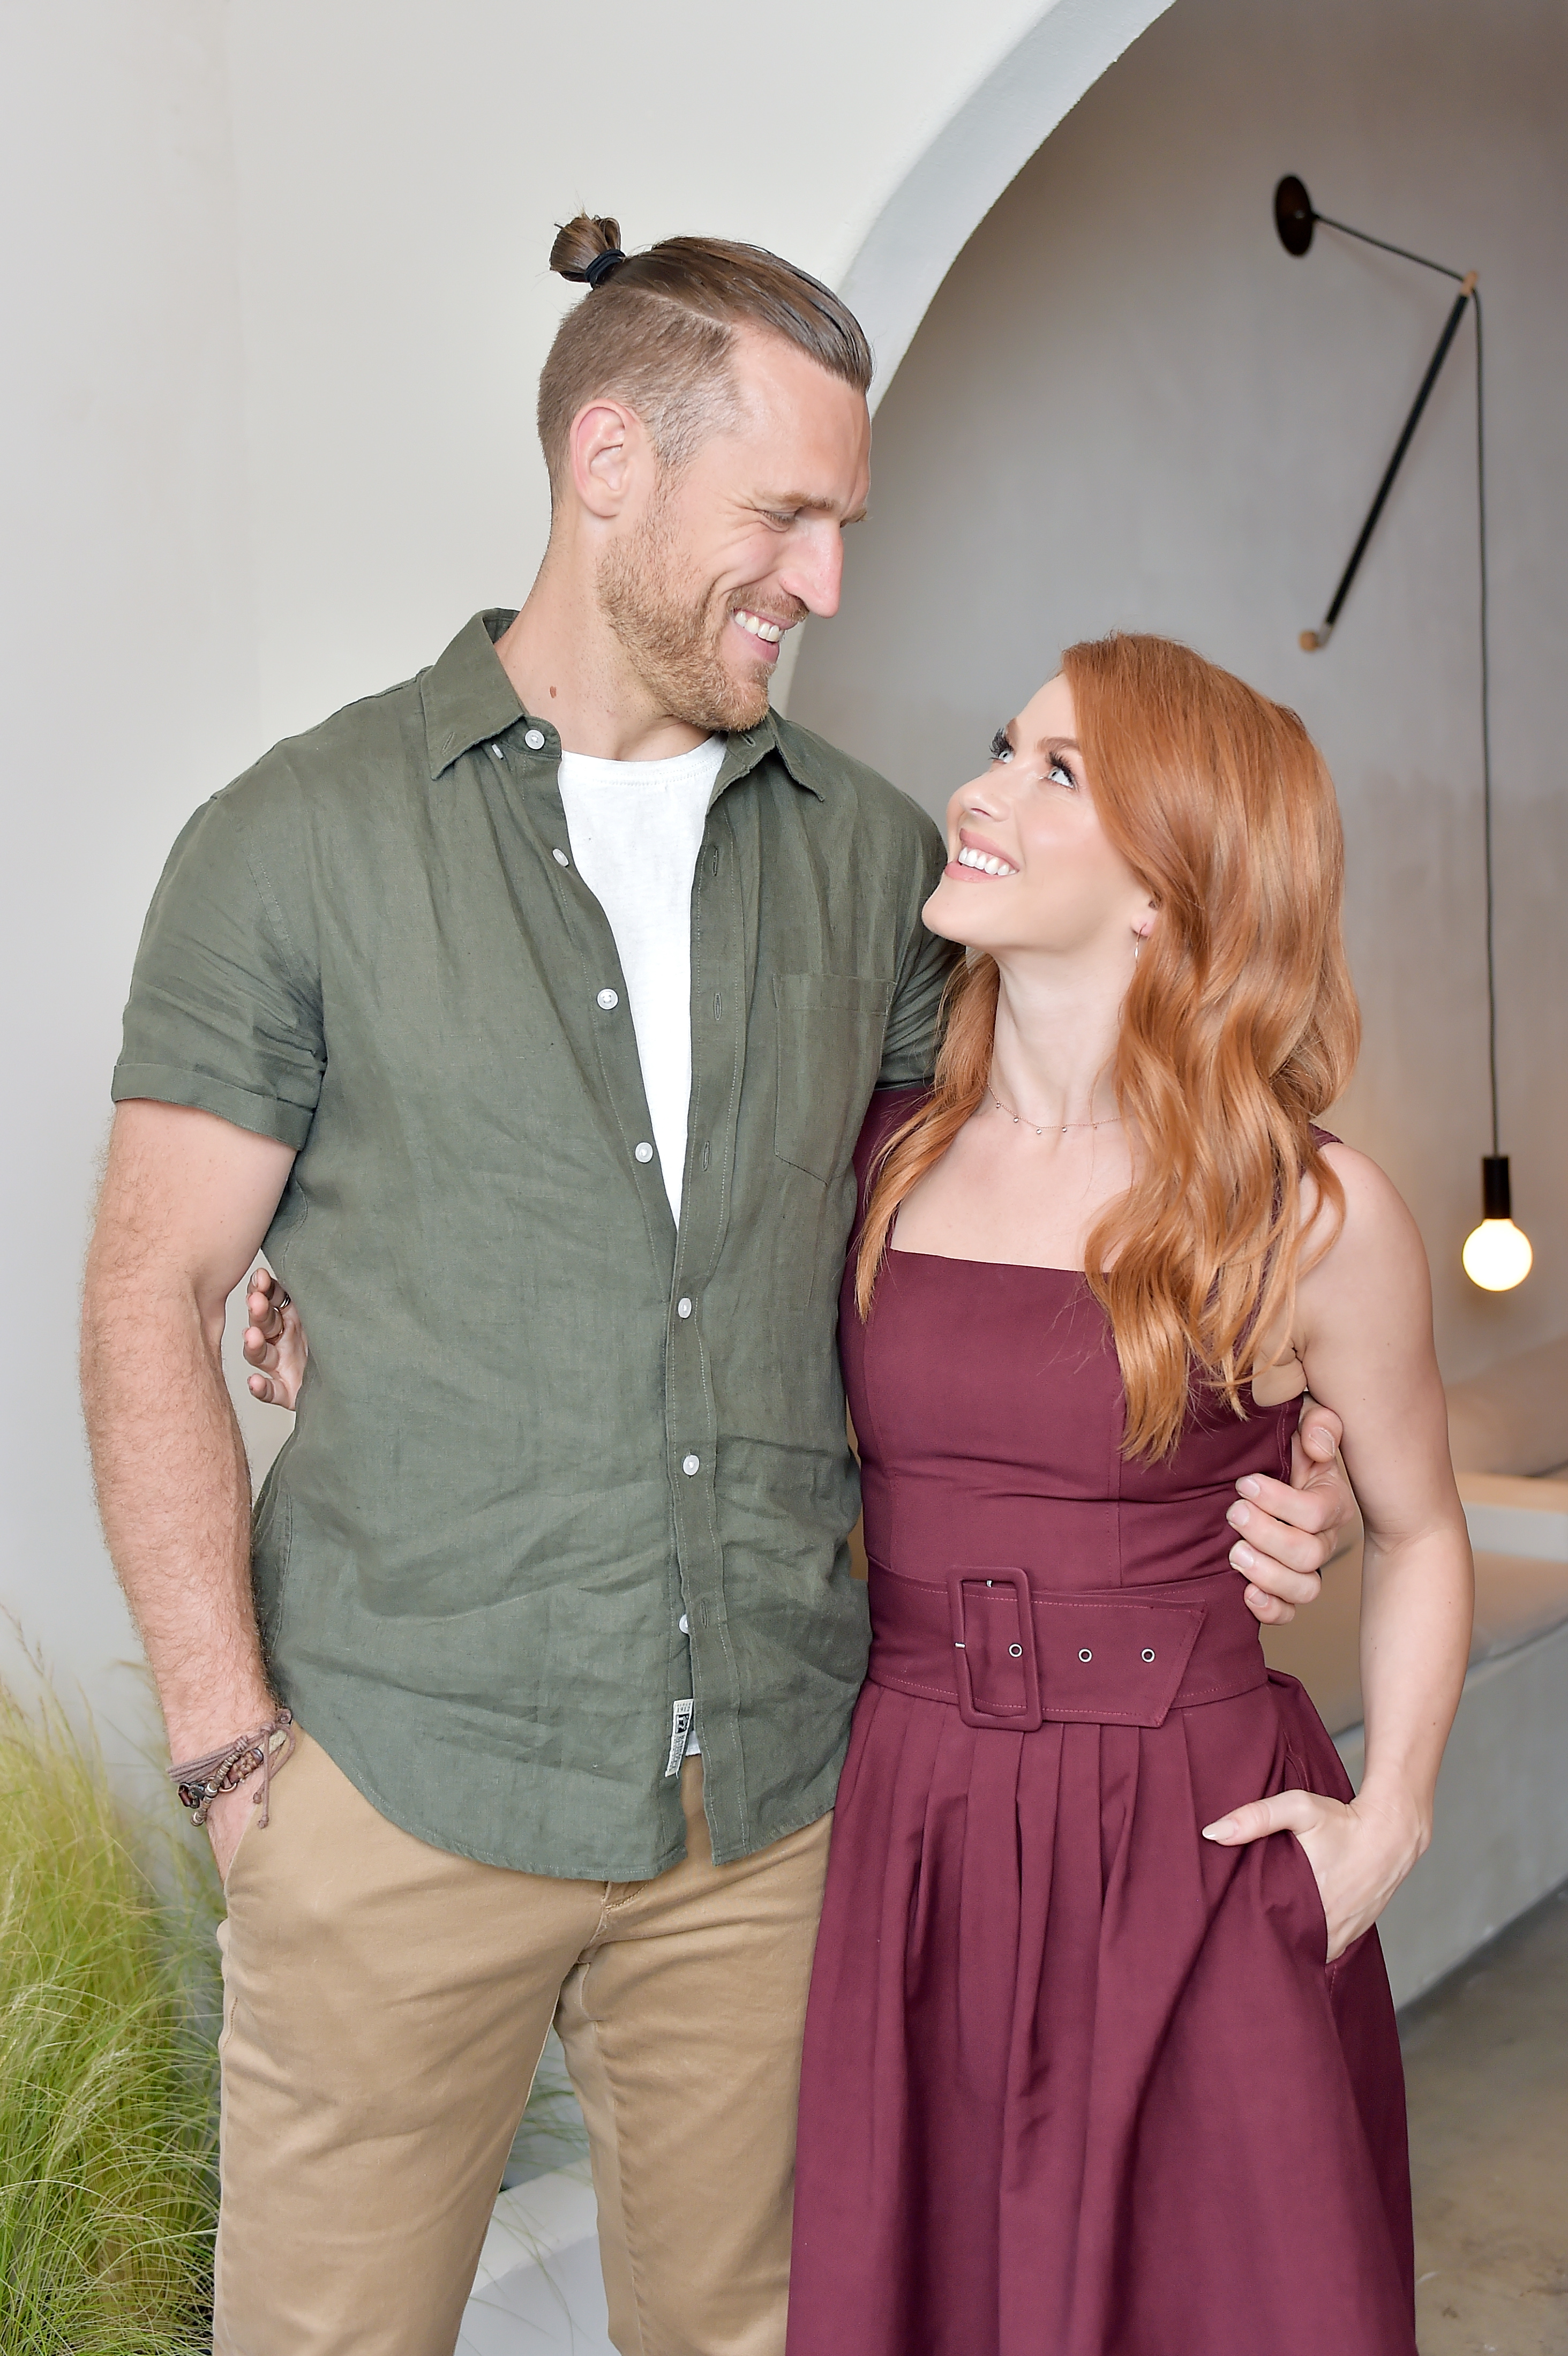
1199, 1785, 1426, 1962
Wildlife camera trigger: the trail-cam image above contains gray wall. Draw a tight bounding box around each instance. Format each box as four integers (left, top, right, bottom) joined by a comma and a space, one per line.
790, 0, 1568, 1381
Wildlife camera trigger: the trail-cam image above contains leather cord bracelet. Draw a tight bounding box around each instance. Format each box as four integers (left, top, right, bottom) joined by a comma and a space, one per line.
168, 1707, 296, 1828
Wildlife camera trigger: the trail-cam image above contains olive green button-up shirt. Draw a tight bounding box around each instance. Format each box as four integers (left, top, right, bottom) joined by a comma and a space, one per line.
114, 613, 955, 1877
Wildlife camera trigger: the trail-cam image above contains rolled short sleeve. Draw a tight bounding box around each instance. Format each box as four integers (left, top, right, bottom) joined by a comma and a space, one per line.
112, 784, 324, 1149
877, 810, 959, 1087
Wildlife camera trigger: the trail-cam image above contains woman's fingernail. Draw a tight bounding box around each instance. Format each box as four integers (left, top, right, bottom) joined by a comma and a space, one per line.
1203, 1820, 1233, 1841
1230, 1542, 1255, 1571
1237, 1476, 1261, 1499
1227, 1500, 1249, 1527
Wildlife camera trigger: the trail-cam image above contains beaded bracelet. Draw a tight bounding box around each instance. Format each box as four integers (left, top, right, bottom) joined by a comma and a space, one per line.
168, 1707, 296, 1828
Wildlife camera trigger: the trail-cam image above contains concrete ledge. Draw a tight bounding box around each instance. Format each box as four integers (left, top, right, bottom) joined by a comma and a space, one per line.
1459, 1472, 1568, 1562
460, 2162, 612, 2355
1335, 1617, 1568, 2009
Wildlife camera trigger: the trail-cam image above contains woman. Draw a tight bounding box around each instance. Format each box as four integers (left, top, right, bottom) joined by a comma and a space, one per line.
783, 634, 1471, 2356
249, 634, 1470, 2353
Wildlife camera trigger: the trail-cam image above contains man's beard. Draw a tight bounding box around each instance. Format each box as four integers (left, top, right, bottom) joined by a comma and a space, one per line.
596, 496, 779, 734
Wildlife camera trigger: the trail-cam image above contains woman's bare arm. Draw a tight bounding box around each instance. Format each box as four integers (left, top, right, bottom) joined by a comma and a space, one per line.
1202, 1146, 1473, 1957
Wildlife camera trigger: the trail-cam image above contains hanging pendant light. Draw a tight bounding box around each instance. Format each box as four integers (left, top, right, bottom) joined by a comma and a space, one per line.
1273, 178, 1529, 1293
1462, 1157, 1532, 1292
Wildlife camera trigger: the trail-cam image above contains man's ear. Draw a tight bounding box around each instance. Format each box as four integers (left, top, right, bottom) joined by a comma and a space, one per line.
567, 399, 648, 520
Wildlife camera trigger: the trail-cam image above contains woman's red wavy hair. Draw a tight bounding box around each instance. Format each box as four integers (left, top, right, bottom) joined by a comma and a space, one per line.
856, 633, 1361, 1459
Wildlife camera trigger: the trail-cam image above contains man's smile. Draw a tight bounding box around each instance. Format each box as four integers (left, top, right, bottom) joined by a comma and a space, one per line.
731, 606, 787, 649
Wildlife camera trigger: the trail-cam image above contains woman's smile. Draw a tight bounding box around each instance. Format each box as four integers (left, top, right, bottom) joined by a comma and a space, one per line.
948, 827, 1019, 880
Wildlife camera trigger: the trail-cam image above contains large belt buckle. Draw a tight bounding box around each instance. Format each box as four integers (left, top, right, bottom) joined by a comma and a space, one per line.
947, 1566, 1043, 1731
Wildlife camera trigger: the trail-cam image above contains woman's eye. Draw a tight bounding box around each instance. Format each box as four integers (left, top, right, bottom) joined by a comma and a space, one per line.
1047, 757, 1076, 788
989, 727, 1013, 764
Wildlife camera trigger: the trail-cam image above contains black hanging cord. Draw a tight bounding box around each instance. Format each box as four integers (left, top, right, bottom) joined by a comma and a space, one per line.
1474, 288, 1498, 1157
1306, 204, 1501, 1169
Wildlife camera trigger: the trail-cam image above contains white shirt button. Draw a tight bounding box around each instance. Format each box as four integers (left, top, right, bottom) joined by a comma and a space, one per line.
596, 988, 619, 1010
553, 847, 569, 867
678, 1614, 689, 1634
524, 727, 546, 750
676, 1296, 693, 1319
489, 742, 505, 760
634, 1142, 654, 1163
682, 1454, 700, 1476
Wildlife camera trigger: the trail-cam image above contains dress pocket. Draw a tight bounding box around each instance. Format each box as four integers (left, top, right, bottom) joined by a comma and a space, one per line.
1286, 1829, 1331, 1966
1281, 1747, 1331, 1967
773, 972, 894, 1184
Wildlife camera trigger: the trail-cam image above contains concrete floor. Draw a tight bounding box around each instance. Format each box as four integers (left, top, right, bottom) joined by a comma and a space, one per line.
1405, 1878, 1568, 2354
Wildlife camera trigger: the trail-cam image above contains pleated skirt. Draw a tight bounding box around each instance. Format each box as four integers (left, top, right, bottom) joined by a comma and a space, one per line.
786, 1670, 1415, 2356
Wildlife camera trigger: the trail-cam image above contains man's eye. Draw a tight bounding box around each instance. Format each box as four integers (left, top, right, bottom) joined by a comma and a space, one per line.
989, 727, 1014, 764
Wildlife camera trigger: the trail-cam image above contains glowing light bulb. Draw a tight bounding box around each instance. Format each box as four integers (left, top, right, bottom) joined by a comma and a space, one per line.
1463, 1155, 1531, 1291
1462, 1218, 1532, 1292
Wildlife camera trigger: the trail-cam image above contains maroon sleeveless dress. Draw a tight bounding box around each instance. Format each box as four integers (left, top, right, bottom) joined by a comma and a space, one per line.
786, 1093, 1415, 2356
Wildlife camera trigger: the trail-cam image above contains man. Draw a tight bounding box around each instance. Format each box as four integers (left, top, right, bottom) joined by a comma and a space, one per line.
81, 215, 1347, 2356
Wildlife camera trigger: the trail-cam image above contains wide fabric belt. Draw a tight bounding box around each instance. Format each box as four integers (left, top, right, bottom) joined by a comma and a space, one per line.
865, 1561, 1268, 1731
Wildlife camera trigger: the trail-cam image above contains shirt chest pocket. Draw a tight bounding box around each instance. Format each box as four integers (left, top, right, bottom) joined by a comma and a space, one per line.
773, 972, 895, 1184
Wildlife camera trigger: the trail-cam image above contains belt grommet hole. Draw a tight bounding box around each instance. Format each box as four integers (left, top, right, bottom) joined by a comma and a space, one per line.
1008, 1642, 1023, 1658
1141, 1647, 1156, 1663
1078, 1648, 1093, 1663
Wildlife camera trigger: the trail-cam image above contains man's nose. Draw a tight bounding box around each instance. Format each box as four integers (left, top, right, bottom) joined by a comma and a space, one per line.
779, 525, 845, 619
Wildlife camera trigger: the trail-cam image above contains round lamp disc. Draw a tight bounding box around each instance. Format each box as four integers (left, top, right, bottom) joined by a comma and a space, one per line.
1274, 175, 1315, 257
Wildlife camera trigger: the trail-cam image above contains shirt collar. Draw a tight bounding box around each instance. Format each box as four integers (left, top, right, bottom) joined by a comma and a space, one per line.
421, 611, 526, 778
421, 610, 827, 801
711, 709, 827, 801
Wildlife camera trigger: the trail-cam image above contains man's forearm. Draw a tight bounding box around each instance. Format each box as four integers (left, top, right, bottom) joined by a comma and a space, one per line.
82, 1265, 272, 1759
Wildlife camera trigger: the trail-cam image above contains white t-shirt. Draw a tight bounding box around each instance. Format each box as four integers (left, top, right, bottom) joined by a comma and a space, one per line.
556, 735, 726, 1223
557, 732, 726, 1761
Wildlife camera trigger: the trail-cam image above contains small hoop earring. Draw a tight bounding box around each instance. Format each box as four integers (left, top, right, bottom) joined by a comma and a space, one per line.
1132, 932, 1143, 964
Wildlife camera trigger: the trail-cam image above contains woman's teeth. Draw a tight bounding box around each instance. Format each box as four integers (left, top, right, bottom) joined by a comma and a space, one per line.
733, 610, 785, 643
957, 846, 1017, 877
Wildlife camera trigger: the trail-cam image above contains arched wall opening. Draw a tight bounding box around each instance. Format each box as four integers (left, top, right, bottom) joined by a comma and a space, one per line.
790, 0, 1568, 1376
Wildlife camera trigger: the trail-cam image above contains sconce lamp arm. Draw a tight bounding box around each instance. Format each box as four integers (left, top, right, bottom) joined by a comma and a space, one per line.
1305, 280, 1475, 647
1310, 211, 1467, 287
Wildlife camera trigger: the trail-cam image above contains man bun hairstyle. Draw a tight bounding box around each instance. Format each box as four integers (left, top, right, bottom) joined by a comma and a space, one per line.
550, 213, 627, 289
538, 211, 873, 489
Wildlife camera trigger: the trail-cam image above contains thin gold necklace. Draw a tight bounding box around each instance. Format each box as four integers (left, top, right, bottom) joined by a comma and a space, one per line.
986, 1086, 1122, 1141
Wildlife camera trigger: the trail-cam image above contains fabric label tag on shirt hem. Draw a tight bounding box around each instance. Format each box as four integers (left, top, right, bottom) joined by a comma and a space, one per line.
665, 1699, 695, 1779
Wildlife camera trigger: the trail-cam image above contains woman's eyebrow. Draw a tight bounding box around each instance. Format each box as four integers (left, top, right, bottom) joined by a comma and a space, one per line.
1038, 735, 1082, 756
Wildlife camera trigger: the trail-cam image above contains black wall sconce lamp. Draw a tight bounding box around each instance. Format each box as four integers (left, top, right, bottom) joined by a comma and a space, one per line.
1274, 176, 1528, 1293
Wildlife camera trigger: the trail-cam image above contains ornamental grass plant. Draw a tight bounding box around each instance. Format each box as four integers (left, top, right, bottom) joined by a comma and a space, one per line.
0, 1670, 222, 2353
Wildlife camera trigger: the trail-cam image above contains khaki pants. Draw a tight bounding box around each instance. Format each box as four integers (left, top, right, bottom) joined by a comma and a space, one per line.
213, 1728, 832, 2356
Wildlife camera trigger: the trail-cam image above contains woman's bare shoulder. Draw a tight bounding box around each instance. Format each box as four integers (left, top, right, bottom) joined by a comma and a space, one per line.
1302, 1140, 1429, 1295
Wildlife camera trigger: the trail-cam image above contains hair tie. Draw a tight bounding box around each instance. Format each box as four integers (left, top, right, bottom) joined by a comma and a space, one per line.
583, 247, 627, 290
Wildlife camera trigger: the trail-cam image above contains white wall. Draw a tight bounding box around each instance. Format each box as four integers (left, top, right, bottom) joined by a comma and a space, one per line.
2, 0, 1172, 1727
790, 0, 1568, 1380
0, 2, 259, 1738
223, 0, 1096, 750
